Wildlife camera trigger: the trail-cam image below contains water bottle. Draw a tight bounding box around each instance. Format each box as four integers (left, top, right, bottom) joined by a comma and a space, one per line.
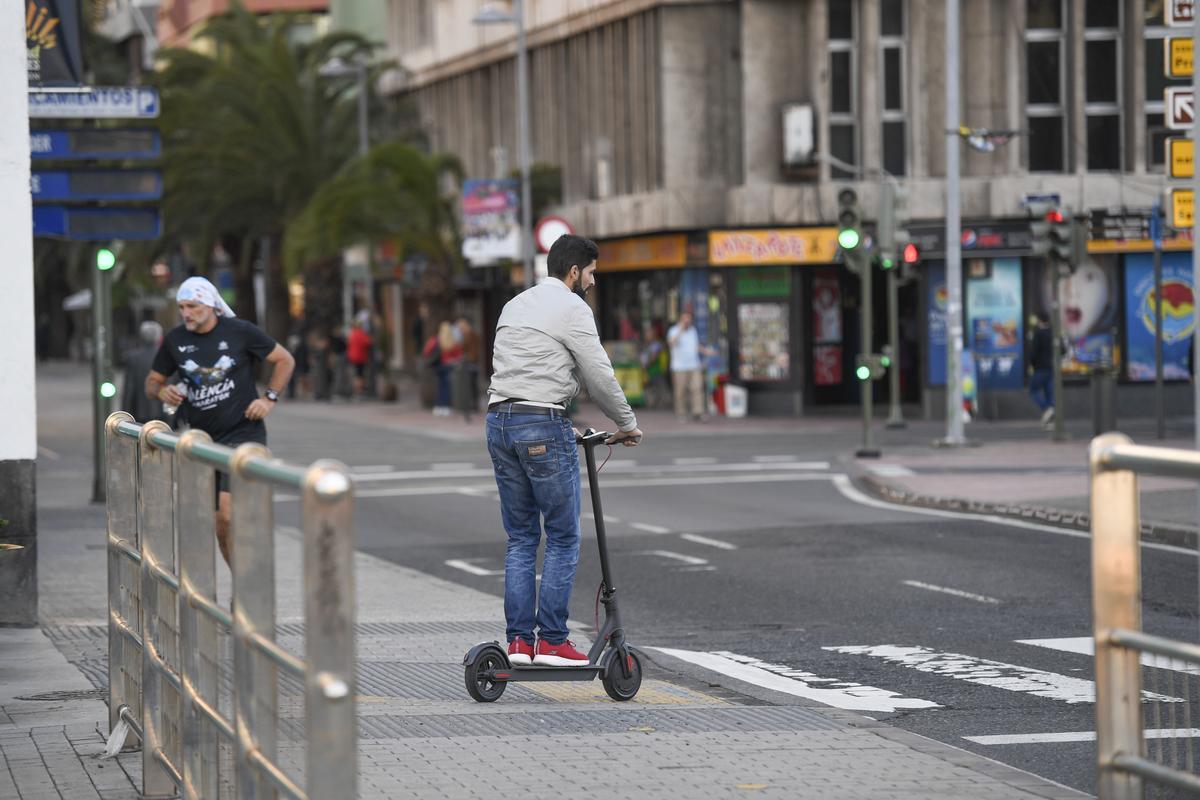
162, 384, 181, 417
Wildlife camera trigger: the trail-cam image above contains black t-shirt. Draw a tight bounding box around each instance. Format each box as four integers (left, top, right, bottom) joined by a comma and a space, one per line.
151, 317, 277, 445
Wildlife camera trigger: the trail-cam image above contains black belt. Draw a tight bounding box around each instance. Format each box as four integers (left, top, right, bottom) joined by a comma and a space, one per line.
487, 401, 567, 417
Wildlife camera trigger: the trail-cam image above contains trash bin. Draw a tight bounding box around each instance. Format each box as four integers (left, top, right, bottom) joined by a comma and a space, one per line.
1090, 366, 1117, 435
724, 384, 748, 419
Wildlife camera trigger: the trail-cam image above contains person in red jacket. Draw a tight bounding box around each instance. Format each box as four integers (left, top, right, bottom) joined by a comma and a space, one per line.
347, 311, 374, 399
423, 320, 463, 416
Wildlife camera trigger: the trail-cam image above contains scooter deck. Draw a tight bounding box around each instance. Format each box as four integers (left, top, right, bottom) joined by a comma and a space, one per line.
490, 664, 603, 682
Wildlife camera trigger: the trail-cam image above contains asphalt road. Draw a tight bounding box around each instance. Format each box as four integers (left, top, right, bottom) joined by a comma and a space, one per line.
264, 408, 1200, 797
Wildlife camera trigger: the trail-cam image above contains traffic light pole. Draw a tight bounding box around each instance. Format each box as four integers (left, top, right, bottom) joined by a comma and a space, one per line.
885, 269, 905, 428
857, 251, 880, 458
91, 252, 114, 503
941, 0, 966, 447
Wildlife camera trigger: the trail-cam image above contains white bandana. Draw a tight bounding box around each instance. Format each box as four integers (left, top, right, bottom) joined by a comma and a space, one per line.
176, 277, 236, 318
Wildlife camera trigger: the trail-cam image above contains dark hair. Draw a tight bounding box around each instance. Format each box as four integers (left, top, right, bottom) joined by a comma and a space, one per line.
546, 234, 599, 280
1036, 311, 1050, 325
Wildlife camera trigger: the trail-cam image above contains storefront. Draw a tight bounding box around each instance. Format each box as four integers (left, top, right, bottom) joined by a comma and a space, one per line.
916, 214, 1197, 421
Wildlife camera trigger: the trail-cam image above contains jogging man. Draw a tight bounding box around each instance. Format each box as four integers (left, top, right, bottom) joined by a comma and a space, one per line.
145, 277, 295, 566
487, 234, 643, 667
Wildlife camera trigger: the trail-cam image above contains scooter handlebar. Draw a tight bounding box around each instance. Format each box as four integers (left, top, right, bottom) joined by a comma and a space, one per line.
575, 428, 643, 446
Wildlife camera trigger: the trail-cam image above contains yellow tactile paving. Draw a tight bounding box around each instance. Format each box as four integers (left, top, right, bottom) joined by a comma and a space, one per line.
524, 678, 727, 705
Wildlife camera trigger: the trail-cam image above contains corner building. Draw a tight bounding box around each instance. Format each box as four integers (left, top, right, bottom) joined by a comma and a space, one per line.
384, 0, 1193, 419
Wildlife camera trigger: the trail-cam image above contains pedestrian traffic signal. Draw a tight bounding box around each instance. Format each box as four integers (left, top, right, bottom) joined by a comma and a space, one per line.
902, 242, 920, 264
1046, 210, 1071, 264
855, 364, 871, 381
96, 247, 116, 271
99, 380, 117, 398
837, 188, 862, 250
855, 353, 887, 380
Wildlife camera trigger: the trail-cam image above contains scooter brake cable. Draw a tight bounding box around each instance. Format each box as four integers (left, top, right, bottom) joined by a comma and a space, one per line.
598, 444, 613, 472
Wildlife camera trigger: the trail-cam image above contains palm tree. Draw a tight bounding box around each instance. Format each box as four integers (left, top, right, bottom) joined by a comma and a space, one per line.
157, 1, 407, 344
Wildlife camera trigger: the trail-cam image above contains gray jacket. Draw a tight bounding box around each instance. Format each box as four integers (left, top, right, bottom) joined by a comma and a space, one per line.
488, 278, 638, 432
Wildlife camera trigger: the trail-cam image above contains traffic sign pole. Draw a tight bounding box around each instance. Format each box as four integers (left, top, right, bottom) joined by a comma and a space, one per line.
91, 247, 114, 502
1192, 8, 1200, 519
1152, 202, 1165, 439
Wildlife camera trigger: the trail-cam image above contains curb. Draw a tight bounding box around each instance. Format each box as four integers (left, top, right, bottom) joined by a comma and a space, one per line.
841, 458, 1198, 551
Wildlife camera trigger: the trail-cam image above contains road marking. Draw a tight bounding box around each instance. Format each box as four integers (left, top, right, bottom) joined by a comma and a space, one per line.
752, 455, 799, 463
349, 464, 396, 474
824, 644, 1183, 704
433, 462, 476, 470
350, 461, 828, 483
643, 550, 709, 566
965, 729, 1200, 746
272, 472, 838, 501
1018, 637, 1200, 675
583, 512, 622, 524
680, 533, 737, 550
867, 464, 916, 477
829, 474, 1198, 556
650, 648, 939, 713
674, 457, 717, 465
903, 580, 999, 605
444, 558, 504, 577
631, 522, 672, 534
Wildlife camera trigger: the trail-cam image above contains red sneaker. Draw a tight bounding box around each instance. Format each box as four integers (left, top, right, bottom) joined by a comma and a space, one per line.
507, 638, 534, 665
534, 639, 590, 667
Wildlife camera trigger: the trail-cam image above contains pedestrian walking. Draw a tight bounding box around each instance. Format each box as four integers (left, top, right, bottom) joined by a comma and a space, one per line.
144, 277, 295, 566
347, 311, 374, 399
424, 321, 462, 416
1028, 312, 1055, 426
667, 309, 716, 422
121, 320, 169, 425
454, 316, 482, 420
487, 234, 643, 667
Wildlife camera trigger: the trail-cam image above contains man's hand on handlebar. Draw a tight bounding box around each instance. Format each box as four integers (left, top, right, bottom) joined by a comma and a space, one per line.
605, 427, 643, 447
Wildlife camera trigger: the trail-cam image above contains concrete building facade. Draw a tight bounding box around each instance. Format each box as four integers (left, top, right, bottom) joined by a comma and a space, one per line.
385, 0, 1192, 420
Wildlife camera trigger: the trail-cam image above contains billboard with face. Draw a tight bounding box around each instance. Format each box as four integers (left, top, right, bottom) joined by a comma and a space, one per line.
1030, 256, 1120, 376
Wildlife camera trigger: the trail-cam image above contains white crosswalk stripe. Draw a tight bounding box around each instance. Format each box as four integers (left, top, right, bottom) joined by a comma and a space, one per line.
1017, 637, 1200, 675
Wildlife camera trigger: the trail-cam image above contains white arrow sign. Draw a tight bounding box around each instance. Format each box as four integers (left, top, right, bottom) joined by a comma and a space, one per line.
1170, 0, 1195, 26
1167, 87, 1195, 130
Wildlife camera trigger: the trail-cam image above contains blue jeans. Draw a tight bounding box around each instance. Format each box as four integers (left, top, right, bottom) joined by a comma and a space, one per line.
486, 410, 581, 646
1029, 368, 1053, 411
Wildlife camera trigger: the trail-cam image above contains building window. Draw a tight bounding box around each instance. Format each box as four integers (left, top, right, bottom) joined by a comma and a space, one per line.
1026, 0, 1066, 172
879, 0, 906, 176
828, 0, 857, 179
1085, 1, 1121, 170
391, 0, 433, 54
1145, 1, 1188, 171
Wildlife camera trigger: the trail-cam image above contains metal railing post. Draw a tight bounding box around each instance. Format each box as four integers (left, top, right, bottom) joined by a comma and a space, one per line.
137, 421, 181, 798
105, 412, 139, 747
301, 461, 357, 800
230, 443, 278, 799
1090, 432, 1145, 800
176, 430, 219, 800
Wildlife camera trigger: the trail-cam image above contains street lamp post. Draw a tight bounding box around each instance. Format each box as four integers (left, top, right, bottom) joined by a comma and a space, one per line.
319, 56, 372, 325
474, 1, 534, 289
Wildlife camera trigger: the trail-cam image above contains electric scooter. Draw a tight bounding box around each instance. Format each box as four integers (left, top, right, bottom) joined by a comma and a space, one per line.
462, 428, 643, 702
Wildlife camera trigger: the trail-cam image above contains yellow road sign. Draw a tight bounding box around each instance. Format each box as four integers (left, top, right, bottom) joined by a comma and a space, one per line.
1168, 137, 1194, 178
1171, 188, 1194, 228
1167, 37, 1194, 78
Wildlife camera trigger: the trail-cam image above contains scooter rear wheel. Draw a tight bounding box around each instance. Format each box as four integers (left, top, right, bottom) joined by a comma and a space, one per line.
465, 648, 508, 702
602, 648, 643, 701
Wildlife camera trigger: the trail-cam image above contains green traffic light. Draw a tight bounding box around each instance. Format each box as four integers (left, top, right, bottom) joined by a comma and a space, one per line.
880, 355, 892, 368
99, 381, 117, 398
96, 248, 116, 271
855, 365, 871, 381
838, 228, 861, 250
880, 257, 895, 270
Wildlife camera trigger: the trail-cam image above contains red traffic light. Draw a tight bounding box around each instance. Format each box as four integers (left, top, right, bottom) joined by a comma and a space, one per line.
902, 242, 920, 264
1045, 209, 1064, 224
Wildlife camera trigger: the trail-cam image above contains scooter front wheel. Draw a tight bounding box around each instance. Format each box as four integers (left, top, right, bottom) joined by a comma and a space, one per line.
602, 648, 643, 701
464, 647, 508, 702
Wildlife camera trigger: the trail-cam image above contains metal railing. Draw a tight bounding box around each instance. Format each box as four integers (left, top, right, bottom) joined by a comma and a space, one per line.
1092, 432, 1200, 799
105, 412, 357, 799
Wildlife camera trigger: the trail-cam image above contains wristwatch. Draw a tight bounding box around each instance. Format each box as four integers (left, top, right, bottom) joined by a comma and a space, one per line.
264, 389, 279, 402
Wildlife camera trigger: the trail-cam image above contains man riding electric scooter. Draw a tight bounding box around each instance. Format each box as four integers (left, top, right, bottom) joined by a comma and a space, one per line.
484, 234, 643, 669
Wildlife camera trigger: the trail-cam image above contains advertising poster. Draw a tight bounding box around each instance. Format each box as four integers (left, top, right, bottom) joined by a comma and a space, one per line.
927, 261, 947, 386
737, 303, 789, 381
460, 179, 520, 266
966, 258, 1024, 389
813, 344, 842, 386
1125, 252, 1195, 381
1030, 255, 1120, 376
812, 271, 842, 343
26, 0, 83, 87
